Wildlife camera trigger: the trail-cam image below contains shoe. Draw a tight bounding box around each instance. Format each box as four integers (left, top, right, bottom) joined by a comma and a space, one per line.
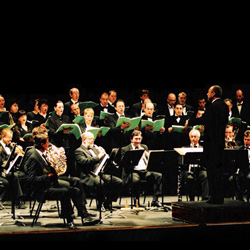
16, 201, 27, 209
151, 201, 162, 207
97, 203, 106, 212
81, 210, 97, 218
67, 222, 77, 229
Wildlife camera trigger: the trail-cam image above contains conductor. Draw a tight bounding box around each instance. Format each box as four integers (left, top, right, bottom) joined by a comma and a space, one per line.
187, 85, 229, 204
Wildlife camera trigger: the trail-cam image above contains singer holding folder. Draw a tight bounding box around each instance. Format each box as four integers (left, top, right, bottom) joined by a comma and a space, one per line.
121, 130, 162, 207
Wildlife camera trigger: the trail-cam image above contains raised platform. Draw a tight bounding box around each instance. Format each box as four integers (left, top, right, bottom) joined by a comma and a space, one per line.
172, 200, 250, 224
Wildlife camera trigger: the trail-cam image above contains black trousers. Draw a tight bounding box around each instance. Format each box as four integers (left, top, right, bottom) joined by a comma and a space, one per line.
126, 170, 162, 201
46, 179, 86, 223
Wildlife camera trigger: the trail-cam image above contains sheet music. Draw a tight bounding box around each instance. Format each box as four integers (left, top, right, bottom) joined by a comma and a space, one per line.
174, 147, 203, 156
93, 154, 110, 176
6, 154, 22, 175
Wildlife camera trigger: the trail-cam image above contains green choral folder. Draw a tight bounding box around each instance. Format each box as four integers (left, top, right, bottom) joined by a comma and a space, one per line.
141, 118, 165, 132
56, 124, 82, 140
116, 117, 141, 132
87, 127, 110, 139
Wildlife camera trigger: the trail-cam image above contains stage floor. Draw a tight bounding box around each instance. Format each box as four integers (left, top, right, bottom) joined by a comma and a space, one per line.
0, 196, 250, 241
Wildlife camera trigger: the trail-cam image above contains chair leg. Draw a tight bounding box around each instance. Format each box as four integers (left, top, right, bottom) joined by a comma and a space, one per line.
30, 200, 36, 217
31, 201, 43, 227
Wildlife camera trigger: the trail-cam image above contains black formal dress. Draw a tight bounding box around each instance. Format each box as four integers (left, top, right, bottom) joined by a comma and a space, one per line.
46, 112, 76, 176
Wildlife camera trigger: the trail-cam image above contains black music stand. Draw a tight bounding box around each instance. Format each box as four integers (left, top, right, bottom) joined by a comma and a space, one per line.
174, 148, 204, 202
96, 148, 125, 225
223, 149, 249, 176
0, 144, 25, 226
147, 150, 177, 208
223, 149, 249, 201
120, 150, 144, 209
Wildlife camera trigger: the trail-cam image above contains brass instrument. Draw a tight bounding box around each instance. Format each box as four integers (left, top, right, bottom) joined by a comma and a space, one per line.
225, 128, 239, 149
45, 144, 67, 176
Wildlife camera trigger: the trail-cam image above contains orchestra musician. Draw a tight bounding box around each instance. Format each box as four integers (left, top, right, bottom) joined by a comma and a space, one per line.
0, 128, 25, 209
121, 130, 163, 207
75, 132, 123, 211
26, 132, 95, 229
180, 129, 209, 201
230, 130, 250, 202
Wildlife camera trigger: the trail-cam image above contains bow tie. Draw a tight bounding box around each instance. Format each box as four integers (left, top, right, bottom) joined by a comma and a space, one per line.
237, 103, 243, 106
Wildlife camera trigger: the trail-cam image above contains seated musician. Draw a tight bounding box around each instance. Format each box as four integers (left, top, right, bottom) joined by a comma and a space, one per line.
120, 130, 162, 207
26, 132, 95, 229
230, 130, 250, 201
180, 129, 209, 201
75, 132, 123, 211
0, 128, 25, 208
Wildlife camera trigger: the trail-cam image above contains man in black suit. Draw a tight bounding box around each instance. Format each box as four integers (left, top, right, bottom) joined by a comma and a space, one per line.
140, 102, 165, 150
93, 92, 115, 121
178, 92, 194, 116
64, 88, 80, 118
159, 93, 177, 119
229, 130, 250, 202
164, 103, 189, 149
120, 130, 162, 207
26, 133, 94, 229
232, 89, 250, 125
107, 99, 132, 150
75, 132, 123, 211
188, 85, 229, 204
181, 129, 209, 201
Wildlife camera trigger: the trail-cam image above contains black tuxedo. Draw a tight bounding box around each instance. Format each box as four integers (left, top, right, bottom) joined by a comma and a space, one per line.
0, 143, 24, 201
232, 101, 250, 125
93, 103, 115, 117
75, 144, 123, 203
180, 145, 209, 201
140, 115, 164, 150
107, 113, 131, 150
189, 99, 229, 203
120, 143, 162, 201
26, 149, 87, 220
164, 115, 189, 149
